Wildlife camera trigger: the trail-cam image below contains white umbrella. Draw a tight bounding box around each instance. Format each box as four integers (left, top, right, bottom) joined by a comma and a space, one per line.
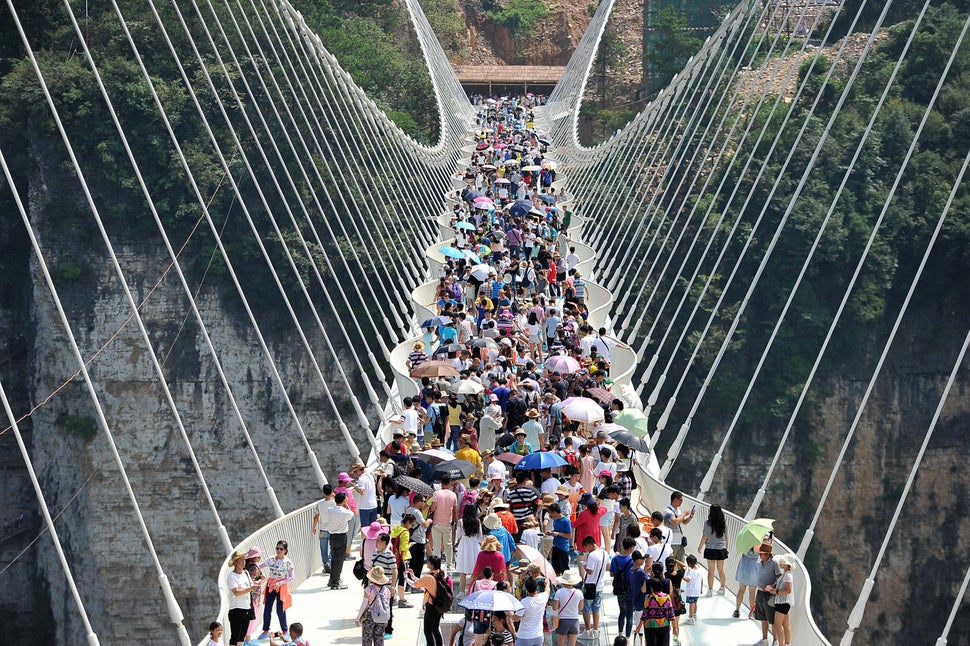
458, 590, 523, 613
561, 398, 605, 424
515, 544, 557, 583
470, 264, 493, 281
455, 379, 485, 395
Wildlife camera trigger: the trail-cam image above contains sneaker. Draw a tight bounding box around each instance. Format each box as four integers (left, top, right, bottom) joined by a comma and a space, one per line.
345, 554, 355, 560
324, 563, 331, 574
732, 609, 741, 618
384, 633, 393, 640
257, 632, 270, 640
329, 582, 348, 590
682, 617, 694, 625
715, 587, 726, 595
704, 589, 713, 597
398, 599, 414, 608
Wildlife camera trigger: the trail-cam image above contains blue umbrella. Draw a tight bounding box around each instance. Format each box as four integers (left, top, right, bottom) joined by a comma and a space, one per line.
514, 451, 568, 470
420, 316, 452, 328
465, 191, 484, 202
440, 246, 465, 259
538, 193, 557, 204
509, 199, 533, 218
455, 221, 476, 231
463, 249, 481, 263
459, 590, 524, 613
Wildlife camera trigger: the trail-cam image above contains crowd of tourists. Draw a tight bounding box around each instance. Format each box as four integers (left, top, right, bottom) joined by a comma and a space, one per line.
211, 95, 794, 646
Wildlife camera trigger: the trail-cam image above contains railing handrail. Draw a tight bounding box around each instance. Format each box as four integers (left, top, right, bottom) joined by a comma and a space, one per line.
202, 502, 322, 646
632, 460, 830, 645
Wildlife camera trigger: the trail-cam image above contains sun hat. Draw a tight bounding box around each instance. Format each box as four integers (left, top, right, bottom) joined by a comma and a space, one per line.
514, 429, 526, 437
490, 473, 504, 481
777, 554, 797, 570
363, 521, 388, 540
558, 570, 582, 586
489, 393, 499, 402
759, 542, 774, 555
555, 485, 570, 497
525, 408, 540, 419
350, 459, 366, 472
413, 340, 426, 351
491, 500, 510, 510
430, 438, 443, 448
598, 469, 613, 478
337, 471, 352, 483
367, 566, 390, 585
245, 546, 263, 560
540, 494, 556, 505
229, 550, 247, 565
481, 449, 495, 458
579, 492, 596, 507
482, 516, 503, 532
392, 429, 404, 437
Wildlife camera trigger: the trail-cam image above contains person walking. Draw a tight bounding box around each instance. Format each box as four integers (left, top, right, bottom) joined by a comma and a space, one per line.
515, 575, 549, 646
430, 475, 459, 568
753, 541, 783, 646
636, 579, 675, 646
312, 484, 335, 574
578, 535, 609, 639
356, 566, 393, 646
551, 570, 583, 646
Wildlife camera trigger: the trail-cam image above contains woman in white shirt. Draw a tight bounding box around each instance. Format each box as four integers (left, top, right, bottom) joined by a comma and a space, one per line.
551, 570, 584, 646
226, 550, 257, 645
771, 555, 796, 646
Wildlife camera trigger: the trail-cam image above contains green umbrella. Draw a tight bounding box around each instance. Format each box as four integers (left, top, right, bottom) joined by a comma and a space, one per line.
736, 518, 775, 556
614, 408, 649, 437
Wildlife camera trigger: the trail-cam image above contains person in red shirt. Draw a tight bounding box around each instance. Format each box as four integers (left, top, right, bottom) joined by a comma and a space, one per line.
491, 500, 519, 537
572, 493, 606, 548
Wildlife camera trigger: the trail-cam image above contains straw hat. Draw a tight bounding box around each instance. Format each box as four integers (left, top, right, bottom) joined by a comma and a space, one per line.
350, 459, 366, 473
525, 408, 540, 419
558, 570, 582, 586
413, 340, 426, 351
777, 554, 797, 570
229, 550, 247, 566
540, 494, 556, 505
482, 514, 503, 531
367, 566, 390, 585
555, 485, 570, 497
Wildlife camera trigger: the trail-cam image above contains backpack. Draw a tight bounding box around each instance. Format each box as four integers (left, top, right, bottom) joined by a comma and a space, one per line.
563, 449, 580, 469
391, 532, 404, 567
432, 403, 449, 438
368, 585, 392, 624
612, 559, 631, 597
432, 572, 454, 613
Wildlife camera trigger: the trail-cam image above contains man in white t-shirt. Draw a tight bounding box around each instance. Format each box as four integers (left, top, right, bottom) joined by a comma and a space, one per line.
578, 536, 610, 638
311, 484, 335, 574
516, 577, 550, 646
485, 452, 508, 482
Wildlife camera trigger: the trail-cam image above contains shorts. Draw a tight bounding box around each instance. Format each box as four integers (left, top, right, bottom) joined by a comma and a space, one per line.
632, 610, 642, 626
754, 590, 775, 623
685, 596, 699, 604
704, 548, 729, 561
583, 591, 603, 613
556, 618, 579, 635
516, 637, 543, 646
774, 603, 791, 616
474, 620, 490, 634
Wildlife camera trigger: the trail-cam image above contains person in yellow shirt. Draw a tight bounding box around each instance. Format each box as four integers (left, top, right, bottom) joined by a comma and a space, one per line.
455, 434, 484, 479
390, 514, 418, 608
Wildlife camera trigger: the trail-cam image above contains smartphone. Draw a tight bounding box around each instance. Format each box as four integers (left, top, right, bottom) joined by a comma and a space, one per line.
691, 505, 696, 512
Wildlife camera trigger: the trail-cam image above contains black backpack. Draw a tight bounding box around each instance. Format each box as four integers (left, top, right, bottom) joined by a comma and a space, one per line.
612, 559, 631, 597
432, 572, 454, 613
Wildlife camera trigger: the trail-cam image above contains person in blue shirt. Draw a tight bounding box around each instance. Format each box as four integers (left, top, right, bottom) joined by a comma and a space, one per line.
629, 551, 650, 642
548, 503, 573, 575
610, 538, 636, 638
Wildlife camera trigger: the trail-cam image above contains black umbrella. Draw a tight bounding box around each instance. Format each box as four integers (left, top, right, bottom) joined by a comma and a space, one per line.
394, 475, 435, 498
431, 459, 477, 481
609, 430, 650, 453
433, 343, 462, 356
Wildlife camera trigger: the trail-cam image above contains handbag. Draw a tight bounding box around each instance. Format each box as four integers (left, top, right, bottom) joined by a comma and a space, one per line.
583, 550, 606, 600
353, 559, 368, 581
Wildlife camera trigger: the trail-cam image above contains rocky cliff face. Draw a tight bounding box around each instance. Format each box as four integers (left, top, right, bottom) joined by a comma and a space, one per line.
0, 157, 363, 644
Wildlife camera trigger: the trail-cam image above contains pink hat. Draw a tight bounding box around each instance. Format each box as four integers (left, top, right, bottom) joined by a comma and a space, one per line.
338, 471, 352, 483
363, 521, 389, 540
489, 393, 499, 402
246, 546, 263, 560
490, 473, 504, 481
598, 469, 613, 478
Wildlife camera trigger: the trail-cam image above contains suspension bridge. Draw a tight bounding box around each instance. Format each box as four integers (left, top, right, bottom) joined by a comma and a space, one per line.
1, 0, 969, 644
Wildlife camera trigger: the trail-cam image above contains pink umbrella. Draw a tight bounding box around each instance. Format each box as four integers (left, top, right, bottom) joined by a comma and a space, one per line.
494, 143, 508, 149
545, 355, 581, 374
515, 544, 557, 583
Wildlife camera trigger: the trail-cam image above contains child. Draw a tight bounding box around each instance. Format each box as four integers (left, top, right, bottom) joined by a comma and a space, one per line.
269, 622, 308, 646
472, 566, 498, 592
204, 621, 222, 646
519, 515, 541, 550
682, 554, 703, 625
665, 557, 687, 642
